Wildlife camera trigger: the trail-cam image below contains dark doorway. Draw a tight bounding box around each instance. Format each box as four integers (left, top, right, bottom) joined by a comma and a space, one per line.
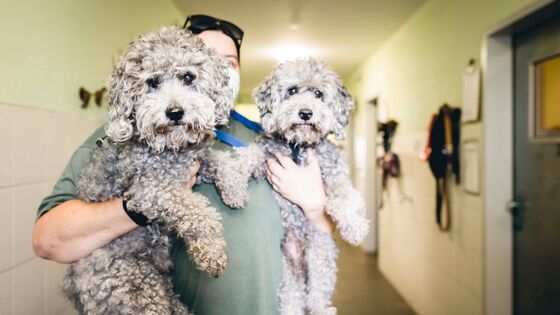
513, 5, 560, 315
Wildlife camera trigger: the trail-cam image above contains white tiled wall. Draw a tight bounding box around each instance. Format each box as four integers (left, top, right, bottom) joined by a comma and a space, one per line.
377, 124, 485, 315
0, 103, 102, 315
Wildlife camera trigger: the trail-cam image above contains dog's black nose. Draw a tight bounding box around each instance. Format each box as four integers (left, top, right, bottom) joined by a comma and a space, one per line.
298, 109, 313, 121
166, 108, 184, 122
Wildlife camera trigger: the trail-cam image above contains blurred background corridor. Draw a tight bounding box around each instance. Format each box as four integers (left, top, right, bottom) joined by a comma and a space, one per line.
1, 0, 559, 314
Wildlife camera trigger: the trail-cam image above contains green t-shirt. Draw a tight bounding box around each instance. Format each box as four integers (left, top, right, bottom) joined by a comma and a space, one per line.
37, 119, 284, 315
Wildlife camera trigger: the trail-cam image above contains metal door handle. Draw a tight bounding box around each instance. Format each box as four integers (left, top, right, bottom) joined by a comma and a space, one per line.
507, 199, 524, 230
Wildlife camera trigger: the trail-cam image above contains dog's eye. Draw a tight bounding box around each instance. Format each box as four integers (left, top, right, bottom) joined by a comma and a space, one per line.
314, 90, 323, 99
146, 77, 161, 91
287, 86, 298, 96
180, 72, 196, 86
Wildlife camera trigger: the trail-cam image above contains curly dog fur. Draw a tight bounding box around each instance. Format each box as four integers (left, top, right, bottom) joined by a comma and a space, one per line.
62, 26, 233, 315
213, 58, 369, 314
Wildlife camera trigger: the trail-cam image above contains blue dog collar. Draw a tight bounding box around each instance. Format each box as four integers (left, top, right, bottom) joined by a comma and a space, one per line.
215, 130, 247, 147
215, 110, 262, 147
230, 110, 263, 133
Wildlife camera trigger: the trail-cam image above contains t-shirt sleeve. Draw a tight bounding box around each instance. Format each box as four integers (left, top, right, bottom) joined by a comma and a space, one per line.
36, 126, 106, 219
36, 147, 94, 218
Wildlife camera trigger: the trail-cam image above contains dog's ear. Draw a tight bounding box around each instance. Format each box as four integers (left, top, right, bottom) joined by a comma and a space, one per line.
332, 84, 355, 140
188, 34, 234, 126
105, 64, 136, 143
252, 75, 273, 112
252, 74, 279, 133
213, 65, 235, 126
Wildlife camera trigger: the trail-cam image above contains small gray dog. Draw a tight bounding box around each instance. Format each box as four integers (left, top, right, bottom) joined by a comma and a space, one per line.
214, 58, 369, 315
62, 26, 233, 315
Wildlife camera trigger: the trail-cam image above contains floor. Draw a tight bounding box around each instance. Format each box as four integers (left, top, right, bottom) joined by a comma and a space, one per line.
333, 240, 416, 315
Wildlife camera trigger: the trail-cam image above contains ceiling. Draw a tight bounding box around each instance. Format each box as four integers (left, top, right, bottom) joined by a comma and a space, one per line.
173, 0, 426, 97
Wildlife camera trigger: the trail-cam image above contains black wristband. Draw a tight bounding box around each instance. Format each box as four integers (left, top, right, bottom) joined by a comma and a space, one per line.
122, 199, 149, 226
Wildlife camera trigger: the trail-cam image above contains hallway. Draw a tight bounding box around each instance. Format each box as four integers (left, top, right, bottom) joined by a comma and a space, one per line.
2, 1, 560, 314
334, 241, 415, 315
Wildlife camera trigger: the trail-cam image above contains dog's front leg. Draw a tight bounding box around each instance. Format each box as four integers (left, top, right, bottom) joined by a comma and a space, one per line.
304, 227, 338, 315
125, 183, 228, 277
323, 169, 369, 246
76, 142, 123, 201
166, 188, 228, 277
278, 232, 307, 315
317, 144, 369, 246
322, 166, 370, 246
207, 144, 265, 208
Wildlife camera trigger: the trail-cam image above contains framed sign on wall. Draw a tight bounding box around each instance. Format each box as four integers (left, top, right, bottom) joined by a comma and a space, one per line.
529, 52, 560, 142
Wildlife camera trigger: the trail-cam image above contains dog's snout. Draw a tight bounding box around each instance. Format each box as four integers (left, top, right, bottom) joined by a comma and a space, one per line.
298, 109, 313, 121
166, 108, 184, 122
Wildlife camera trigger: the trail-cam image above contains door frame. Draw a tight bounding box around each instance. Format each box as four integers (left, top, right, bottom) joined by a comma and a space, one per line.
482, 1, 555, 314
360, 94, 381, 254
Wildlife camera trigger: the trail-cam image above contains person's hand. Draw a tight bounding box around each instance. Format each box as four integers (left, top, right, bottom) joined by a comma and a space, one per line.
185, 161, 200, 189
265, 150, 334, 233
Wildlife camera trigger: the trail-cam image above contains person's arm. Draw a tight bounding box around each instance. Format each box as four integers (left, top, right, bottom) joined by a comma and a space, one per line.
32, 198, 137, 263
33, 161, 200, 264
265, 150, 334, 234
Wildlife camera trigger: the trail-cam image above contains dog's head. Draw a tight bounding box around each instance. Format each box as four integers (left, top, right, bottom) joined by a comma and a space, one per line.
252, 57, 354, 146
105, 26, 233, 151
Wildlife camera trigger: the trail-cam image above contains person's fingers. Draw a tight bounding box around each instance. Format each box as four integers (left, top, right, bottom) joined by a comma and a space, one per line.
267, 159, 285, 178
191, 161, 201, 176
307, 149, 319, 165
273, 152, 296, 169
265, 169, 272, 184
271, 183, 282, 194
186, 176, 197, 189
183, 161, 200, 189
265, 167, 281, 186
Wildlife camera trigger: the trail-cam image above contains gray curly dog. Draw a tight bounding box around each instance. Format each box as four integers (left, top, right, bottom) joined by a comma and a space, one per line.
62, 26, 234, 315
213, 58, 370, 315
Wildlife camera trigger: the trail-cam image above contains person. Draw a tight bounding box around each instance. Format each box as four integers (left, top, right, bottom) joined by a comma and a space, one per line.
33, 14, 334, 315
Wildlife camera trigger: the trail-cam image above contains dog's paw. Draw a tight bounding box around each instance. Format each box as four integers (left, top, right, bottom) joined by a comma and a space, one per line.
214, 169, 251, 209
187, 236, 228, 277
220, 189, 248, 209
215, 176, 249, 208
171, 299, 192, 315
339, 217, 370, 246
281, 305, 306, 315
311, 306, 337, 315
306, 293, 337, 315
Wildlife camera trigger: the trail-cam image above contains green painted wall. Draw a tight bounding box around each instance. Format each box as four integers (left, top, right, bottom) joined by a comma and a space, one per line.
350, 0, 536, 134
347, 0, 537, 314
0, 0, 184, 118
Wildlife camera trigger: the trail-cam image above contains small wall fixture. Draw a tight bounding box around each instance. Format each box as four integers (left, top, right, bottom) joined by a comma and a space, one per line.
80, 87, 106, 108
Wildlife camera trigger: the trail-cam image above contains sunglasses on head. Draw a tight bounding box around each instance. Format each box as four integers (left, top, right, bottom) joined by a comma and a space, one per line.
184, 15, 244, 51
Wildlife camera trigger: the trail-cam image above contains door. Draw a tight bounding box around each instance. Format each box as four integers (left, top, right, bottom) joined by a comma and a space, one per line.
513, 12, 560, 315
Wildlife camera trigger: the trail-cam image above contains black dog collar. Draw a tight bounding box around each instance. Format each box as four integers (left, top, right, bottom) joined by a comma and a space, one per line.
122, 199, 149, 227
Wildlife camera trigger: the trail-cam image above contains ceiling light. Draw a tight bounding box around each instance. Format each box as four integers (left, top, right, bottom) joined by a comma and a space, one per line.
270, 45, 318, 62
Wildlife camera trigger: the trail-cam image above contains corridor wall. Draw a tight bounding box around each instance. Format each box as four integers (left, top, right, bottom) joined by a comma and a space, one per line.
0, 1, 183, 314
346, 0, 535, 314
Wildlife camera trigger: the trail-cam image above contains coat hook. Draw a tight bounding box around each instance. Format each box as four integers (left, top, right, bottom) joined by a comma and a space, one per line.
94, 87, 107, 106
80, 86, 106, 108
79, 87, 91, 109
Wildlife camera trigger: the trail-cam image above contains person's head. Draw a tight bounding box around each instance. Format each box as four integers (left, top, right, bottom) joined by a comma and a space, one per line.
184, 15, 243, 101
197, 30, 240, 72
184, 14, 243, 72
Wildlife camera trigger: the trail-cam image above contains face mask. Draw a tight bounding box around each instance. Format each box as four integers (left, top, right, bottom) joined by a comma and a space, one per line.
227, 67, 240, 102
